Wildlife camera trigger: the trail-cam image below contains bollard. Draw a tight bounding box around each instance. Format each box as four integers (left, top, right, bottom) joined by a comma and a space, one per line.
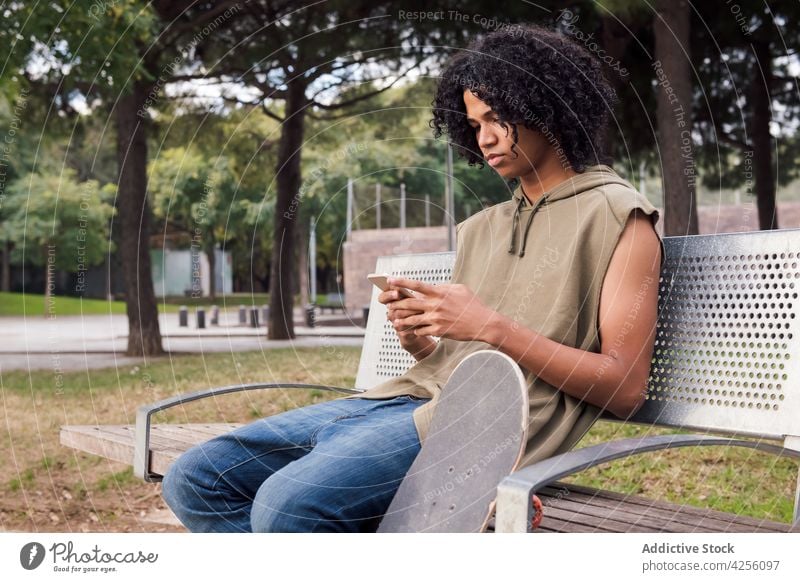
197, 307, 206, 329
238, 305, 246, 326
249, 307, 259, 328
305, 304, 316, 328
179, 306, 188, 327
210, 305, 219, 325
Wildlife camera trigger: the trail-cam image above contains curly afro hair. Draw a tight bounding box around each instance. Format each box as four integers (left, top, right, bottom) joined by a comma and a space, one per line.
431, 23, 617, 173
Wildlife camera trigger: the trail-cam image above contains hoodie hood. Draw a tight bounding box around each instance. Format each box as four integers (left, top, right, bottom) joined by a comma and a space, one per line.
508, 164, 635, 257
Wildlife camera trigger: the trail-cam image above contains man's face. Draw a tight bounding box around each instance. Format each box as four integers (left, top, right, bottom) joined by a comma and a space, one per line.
463, 90, 550, 180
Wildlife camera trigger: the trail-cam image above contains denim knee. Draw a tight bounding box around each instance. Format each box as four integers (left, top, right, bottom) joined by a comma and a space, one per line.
250, 484, 301, 533
250, 478, 334, 533
161, 446, 204, 515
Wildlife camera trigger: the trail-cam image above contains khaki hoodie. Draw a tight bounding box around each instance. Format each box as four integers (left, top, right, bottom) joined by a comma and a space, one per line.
346, 164, 664, 468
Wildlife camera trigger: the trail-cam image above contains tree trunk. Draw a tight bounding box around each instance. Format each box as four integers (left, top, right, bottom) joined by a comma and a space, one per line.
296, 219, 309, 308
116, 81, 164, 356
654, 0, 699, 236
2, 241, 10, 292
206, 242, 216, 301
600, 15, 634, 165
44, 243, 54, 318
750, 39, 778, 230
268, 80, 306, 340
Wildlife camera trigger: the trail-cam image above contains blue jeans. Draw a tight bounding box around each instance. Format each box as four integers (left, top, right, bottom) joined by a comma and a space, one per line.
161, 395, 427, 533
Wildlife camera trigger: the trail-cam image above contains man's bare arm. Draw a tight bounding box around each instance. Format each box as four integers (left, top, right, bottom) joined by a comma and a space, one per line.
481, 210, 662, 418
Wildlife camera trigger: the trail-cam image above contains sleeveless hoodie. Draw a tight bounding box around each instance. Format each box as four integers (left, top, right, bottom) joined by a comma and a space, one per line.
345, 164, 664, 469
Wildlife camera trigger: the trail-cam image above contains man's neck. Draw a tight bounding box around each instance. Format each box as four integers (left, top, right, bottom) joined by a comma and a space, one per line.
518, 159, 578, 204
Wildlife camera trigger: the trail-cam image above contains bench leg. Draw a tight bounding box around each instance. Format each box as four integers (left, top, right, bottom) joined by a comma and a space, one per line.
794, 466, 800, 530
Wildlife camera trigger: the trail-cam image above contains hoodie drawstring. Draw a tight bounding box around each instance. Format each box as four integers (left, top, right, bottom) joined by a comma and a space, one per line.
509, 190, 547, 258
508, 194, 525, 255
518, 206, 539, 258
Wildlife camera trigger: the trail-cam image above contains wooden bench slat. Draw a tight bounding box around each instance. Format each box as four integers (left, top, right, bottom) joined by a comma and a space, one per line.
542, 484, 790, 533
104, 424, 236, 449
546, 483, 790, 532
60, 425, 140, 466
536, 490, 721, 533
60, 424, 242, 477
97, 425, 212, 452
534, 483, 791, 533
158, 424, 242, 438
537, 485, 737, 532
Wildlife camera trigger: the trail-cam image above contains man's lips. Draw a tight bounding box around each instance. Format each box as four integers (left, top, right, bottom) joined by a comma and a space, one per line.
486, 153, 505, 167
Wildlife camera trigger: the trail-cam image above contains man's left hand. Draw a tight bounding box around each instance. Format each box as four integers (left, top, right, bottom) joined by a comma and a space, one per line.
387, 277, 497, 342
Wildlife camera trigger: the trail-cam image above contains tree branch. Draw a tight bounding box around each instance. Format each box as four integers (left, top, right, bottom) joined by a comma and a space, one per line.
309, 58, 422, 112
260, 100, 284, 123
156, 0, 243, 52
717, 133, 750, 151
215, 94, 284, 123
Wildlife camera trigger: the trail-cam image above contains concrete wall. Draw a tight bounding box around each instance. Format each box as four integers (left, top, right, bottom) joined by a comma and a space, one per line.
343, 226, 451, 312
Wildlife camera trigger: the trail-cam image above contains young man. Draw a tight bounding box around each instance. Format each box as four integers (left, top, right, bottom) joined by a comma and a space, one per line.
161, 23, 663, 533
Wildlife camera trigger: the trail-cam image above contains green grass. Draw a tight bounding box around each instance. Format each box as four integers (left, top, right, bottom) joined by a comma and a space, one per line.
2, 345, 795, 528
1, 346, 362, 399
0, 292, 128, 316
157, 293, 272, 307
0, 291, 319, 316
566, 420, 798, 522
95, 468, 137, 492
8, 467, 35, 492
0, 346, 362, 531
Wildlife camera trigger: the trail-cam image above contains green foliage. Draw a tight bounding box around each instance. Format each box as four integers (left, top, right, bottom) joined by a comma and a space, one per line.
4, 1, 160, 96
148, 145, 245, 252
1, 169, 115, 270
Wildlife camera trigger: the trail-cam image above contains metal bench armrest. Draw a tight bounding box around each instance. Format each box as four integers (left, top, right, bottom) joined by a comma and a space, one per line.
134, 383, 364, 481
495, 433, 800, 532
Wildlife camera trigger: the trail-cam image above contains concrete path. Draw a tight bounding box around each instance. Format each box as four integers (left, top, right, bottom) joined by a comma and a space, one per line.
1, 308, 365, 373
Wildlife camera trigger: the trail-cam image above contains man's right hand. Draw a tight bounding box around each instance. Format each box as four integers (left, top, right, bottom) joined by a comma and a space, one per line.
378, 288, 437, 361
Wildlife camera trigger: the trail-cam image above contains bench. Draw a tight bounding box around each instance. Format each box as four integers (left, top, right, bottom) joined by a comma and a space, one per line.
60, 229, 800, 532
315, 292, 346, 314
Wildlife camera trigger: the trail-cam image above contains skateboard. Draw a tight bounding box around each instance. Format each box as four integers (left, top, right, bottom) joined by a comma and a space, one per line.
378, 349, 530, 533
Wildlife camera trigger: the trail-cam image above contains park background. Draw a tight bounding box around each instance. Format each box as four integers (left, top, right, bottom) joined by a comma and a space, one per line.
1, 0, 799, 532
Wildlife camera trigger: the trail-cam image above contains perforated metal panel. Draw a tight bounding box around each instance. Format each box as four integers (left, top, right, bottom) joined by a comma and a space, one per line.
355, 252, 456, 390
630, 228, 800, 439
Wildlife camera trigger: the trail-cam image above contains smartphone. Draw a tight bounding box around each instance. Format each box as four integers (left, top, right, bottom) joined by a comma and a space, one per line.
367, 273, 415, 298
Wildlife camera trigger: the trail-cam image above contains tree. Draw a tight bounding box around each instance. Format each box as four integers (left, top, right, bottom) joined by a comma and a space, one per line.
0, 169, 115, 313
693, 1, 800, 231
654, 0, 698, 236
148, 146, 242, 300
152, 103, 281, 297
4, 1, 246, 355
188, 1, 507, 339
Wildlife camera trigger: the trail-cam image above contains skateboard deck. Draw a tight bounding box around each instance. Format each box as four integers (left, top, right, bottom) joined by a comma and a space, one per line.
378, 349, 529, 533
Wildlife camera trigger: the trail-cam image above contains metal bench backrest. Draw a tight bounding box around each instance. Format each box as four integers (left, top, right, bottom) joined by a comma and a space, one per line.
356, 252, 456, 390
356, 230, 800, 449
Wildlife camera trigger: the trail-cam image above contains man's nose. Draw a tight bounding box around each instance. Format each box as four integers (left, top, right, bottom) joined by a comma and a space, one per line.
477, 127, 497, 149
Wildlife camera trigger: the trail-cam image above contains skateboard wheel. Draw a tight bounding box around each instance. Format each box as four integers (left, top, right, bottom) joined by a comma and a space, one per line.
530, 494, 544, 530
